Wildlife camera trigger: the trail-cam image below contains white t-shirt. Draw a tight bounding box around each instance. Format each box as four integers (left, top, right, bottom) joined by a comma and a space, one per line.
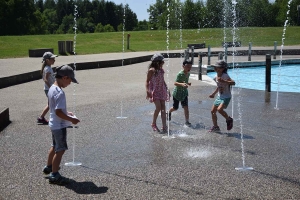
43, 65, 55, 90
48, 85, 69, 130
214, 73, 232, 99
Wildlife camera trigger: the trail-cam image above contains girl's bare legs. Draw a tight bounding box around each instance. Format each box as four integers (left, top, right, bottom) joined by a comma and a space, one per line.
211, 105, 218, 127
153, 100, 162, 125
160, 100, 167, 128
217, 104, 229, 120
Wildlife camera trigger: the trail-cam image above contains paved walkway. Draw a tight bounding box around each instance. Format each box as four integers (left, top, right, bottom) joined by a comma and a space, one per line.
0, 48, 299, 199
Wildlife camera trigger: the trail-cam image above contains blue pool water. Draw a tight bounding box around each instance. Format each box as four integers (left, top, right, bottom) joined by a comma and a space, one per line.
207, 64, 300, 93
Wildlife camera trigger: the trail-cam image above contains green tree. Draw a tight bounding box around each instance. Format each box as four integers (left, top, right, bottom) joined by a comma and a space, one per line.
95, 0, 106, 26
90, 0, 100, 24
43, 8, 59, 34
288, 0, 300, 25
117, 23, 123, 32
205, 0, 223, 28
35, 0, 44, 12
148, 0, 164, 30
31, 9, 47, 34
194, 0, 206, 28
182, 0, 202, 29
95, 23, 104, 32
44, 0, 56, 10
124, 4, 138, 31
134, 20, 149, 31
0, 0, 13, 35
57, 14, 73, 33
56, 0, 66, 25
274, 0, 290, 26
246, 0, 272, 27
13, 0, 39, 35
148, 0, 180, 30
105, 1, 119, 30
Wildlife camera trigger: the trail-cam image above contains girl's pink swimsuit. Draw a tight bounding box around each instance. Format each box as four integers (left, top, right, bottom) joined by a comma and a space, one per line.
148, 69, 169, 102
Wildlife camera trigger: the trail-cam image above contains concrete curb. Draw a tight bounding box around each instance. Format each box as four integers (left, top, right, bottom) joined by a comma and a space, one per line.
0, 70, 41, 89
0, 53, 181, 89
0, 108, 10, 132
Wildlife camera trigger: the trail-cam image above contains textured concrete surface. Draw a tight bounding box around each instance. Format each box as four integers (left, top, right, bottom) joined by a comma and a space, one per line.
0, 51, 299, 199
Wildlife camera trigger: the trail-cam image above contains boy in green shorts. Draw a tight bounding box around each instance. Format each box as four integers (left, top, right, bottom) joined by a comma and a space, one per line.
168, 60, 192, 126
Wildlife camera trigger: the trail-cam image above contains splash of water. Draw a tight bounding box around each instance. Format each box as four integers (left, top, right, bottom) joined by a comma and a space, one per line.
179, 2, 182, 50
231, 0, 253, 171
187, 148, 211, 158
222, 0, 228, 53
166, 2, 170, 135
177, 2, 184, 64
275, 0, 292, 110
73, 5, 78, 115
65, 4, 81, 166
122, 5, 125, 57
231, 0, 238, 119
164, 2, 172, 138
117, 3, 127, 119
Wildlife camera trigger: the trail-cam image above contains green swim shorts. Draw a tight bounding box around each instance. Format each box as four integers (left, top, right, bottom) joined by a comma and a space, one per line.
213, 96, 231, 108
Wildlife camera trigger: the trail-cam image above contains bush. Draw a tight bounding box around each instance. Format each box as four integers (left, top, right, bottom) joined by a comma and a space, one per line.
95, 23, 104, 33
104, 24, 115, 32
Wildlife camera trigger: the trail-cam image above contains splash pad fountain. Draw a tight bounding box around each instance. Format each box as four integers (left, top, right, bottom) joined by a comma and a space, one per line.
162, 1, 174, 139
275, 0, 293, 110
117, 3, 128, 119
230, 0, 253, 171
65, 4, 82, 167
167, 0, 253, 171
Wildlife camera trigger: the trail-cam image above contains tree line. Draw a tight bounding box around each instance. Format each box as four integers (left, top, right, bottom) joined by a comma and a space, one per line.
0, 0, 299, 36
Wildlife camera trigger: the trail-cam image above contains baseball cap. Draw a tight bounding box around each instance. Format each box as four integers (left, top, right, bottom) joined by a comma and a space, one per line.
55, 65, 79, 84
212, 60, 227, 68
42, 51, 58, 62
151, 53, 166, 62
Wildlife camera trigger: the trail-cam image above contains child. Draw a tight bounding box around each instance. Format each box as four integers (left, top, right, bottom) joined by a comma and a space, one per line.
43, 65, 80, 185
145, 53, 169, 132
168, 59, 192, 126
208, 60, 235, 132
37, 52, 57, 124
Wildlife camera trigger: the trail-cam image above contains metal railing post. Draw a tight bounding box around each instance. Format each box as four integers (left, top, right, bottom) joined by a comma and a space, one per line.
198, 52, 203, 80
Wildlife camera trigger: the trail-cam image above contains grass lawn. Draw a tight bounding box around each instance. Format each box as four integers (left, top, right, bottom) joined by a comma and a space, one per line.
0, 27, 299, 59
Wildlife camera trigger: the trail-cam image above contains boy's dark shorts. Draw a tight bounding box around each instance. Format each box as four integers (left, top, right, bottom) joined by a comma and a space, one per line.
51, 128, 68, 152
173, 96, 188, 110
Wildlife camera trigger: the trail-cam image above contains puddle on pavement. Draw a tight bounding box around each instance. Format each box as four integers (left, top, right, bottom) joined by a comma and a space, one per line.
186, 148, 213, 159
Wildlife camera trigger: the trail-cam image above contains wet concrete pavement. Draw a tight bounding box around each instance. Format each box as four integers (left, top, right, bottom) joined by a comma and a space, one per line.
0, 50, 300, 199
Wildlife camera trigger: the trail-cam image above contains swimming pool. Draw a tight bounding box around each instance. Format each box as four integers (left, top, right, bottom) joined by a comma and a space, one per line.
207, 64, 300, 93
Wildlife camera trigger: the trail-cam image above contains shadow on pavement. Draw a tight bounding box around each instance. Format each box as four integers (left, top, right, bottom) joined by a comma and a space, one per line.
253, 170, 300, 187
226, 132, 255, 139
80, 165, 204, 197
65, 180, 108, 194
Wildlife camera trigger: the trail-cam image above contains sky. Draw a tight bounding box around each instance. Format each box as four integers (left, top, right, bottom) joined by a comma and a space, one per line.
111, 0, 155, 21
111, 0, 276, 22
